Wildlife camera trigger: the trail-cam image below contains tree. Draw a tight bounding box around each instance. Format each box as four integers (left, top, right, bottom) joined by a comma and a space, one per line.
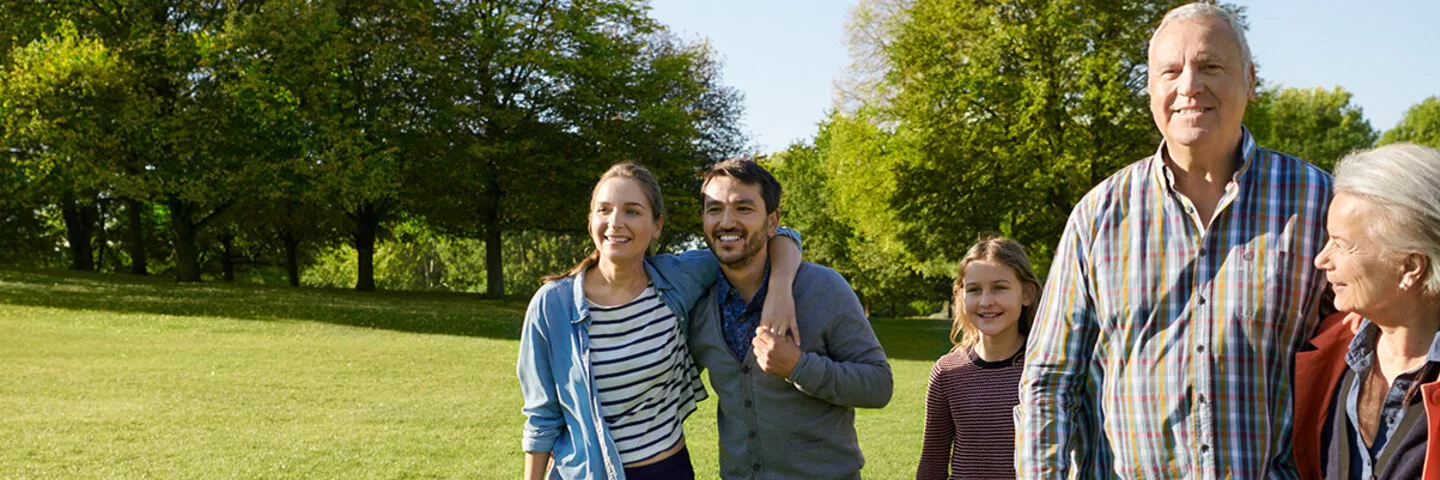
1380, 96, 1440, 149
1244, 86, 1377, 171
833, 0, 910, 115
203, 0, 349, 288
2, 1, 267, 281
414, 1, 745, 297
0, 22, 141, 271
817, 0, 1201, 284
766, 118, 939, 316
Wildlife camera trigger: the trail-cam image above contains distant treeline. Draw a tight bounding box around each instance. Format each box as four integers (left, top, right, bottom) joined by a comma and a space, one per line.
0, 1, 745, 296
2, 1, 1438, 317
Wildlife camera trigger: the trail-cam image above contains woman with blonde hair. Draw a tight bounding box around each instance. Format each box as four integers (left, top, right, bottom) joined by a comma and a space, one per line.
917, 235, 1042, 479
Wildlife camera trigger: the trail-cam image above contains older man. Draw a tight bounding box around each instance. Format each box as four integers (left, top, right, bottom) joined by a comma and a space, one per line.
1016, 3, 1333, 478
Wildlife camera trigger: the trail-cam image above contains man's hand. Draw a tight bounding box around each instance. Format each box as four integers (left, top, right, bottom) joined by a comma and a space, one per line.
759, 283, 800, 346
753, 326, 801, 379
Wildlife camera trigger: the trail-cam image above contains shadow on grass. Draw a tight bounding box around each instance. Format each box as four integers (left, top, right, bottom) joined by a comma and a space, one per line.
870, 316, 954, 362
1, 267, 964, 357
0, 267, 530, 340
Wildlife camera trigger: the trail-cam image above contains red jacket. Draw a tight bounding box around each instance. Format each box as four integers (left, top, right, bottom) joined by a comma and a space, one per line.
1292, 312, 1440, 480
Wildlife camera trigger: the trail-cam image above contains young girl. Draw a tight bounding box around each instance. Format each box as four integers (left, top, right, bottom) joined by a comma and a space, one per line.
516, 162, 801, 480
916, 235, 1042, 480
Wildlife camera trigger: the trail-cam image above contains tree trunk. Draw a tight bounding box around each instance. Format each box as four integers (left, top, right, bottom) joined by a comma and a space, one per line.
94, 199, 109, 270
170, 200, 203, 282
483, 183, 504, 298
125, 197, 148, 275
61, 195, 97, 271
283, 234, 301, 288
219, 234, 235, 282
353, 203, 379, 291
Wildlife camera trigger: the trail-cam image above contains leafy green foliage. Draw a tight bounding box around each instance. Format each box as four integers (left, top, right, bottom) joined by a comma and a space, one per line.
411, 1, 745, 296
305, 225, 590, 296
803, 0, 1191, 308
0, 22, 137, 193
768, 121, 942, 316
1244, 86, 1378, 171
0, 1, 747, 292
876, 0, 1184, 273
1380, 96, 1440, 149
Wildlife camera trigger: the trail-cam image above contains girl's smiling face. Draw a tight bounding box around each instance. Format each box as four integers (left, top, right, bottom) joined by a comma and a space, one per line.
961, 260, 1030, 340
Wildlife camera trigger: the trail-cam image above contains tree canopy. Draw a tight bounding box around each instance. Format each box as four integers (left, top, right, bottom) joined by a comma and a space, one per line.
0, 0, 744, 294
1244, 85, 1377, 171
1381, 96, 1440, 149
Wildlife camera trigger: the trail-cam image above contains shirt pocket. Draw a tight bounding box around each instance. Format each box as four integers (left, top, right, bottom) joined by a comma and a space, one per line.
1230, 241, 1313, 346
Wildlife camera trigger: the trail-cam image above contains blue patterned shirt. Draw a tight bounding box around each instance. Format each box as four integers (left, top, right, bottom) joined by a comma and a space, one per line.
1017, 129, 1333, 479
1340, 319, 1440, 479
715, 263, 769, 361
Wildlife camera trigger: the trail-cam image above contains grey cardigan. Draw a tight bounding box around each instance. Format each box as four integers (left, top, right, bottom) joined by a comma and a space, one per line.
688, 262, 893, 479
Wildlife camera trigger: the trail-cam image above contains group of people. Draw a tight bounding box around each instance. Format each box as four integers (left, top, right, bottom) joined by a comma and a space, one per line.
516, 2, 1440, 479
516, 159, 892, 480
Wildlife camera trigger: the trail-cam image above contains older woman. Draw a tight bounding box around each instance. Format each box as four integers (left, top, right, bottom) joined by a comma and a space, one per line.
1294, 143, 1440, 480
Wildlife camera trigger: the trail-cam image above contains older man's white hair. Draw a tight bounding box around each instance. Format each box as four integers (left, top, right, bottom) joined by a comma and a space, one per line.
1335, 143, 1440, 295
1148, 2, 1254, 84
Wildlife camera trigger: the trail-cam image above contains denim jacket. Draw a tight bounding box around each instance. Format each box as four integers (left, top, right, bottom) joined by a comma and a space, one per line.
517, 230, 797, 479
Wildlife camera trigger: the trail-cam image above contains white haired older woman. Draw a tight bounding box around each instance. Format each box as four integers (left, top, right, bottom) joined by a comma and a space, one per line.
1293, 143, 1440, 480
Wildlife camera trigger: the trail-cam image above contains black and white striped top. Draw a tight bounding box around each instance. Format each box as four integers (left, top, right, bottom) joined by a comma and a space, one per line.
587, 285, 706, 465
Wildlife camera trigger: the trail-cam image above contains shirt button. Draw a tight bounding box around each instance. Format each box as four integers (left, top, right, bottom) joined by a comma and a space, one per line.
744, 400, 753, 408
748, 431, 757, 439
1200, 444, 1210, 453
1197, 296, 1207, 305
741, 365, 751, 374
1198, 248, 1208, 257
1196, 345, 1206, 353
753, 463, 762, 472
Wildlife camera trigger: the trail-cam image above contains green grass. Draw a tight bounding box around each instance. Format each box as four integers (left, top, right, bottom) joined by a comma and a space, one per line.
0, 267, 954, 479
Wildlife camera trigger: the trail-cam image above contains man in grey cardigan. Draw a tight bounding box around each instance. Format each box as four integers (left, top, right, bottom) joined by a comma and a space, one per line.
688, 157, 893, 479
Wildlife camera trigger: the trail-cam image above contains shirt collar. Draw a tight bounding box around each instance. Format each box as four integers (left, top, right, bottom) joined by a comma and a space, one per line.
1344, 317, 1440, 372
716, 261, 770, 312
1151, 126, 1260, 193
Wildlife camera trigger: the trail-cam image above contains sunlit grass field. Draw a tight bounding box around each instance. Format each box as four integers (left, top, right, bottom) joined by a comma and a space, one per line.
0, 267, 954, 479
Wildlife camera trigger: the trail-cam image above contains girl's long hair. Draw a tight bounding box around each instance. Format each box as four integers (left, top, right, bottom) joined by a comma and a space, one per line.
949, 234, 1043, 351
542, 162, 665, 284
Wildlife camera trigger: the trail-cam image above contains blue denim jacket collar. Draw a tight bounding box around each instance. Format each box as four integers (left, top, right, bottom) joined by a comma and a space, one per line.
569, 258, 678, 325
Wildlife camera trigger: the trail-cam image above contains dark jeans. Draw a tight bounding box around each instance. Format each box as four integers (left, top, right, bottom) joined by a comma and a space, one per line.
624, 445, 695, 480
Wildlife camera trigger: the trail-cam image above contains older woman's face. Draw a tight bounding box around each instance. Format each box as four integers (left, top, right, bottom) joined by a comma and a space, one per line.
1314, 192, 1408, 318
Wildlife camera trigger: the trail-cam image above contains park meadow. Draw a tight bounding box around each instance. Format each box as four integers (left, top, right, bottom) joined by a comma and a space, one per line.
1, 267, 952, 478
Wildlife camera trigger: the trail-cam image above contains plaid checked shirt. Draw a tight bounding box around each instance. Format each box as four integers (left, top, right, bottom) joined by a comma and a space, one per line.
1017, 130, 1333, 479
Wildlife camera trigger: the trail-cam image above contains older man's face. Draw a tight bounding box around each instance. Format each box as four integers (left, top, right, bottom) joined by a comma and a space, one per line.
1148, 16, 1254, 151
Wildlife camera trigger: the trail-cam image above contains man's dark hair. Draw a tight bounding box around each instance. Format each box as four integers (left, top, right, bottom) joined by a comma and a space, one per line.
702, 157, 782, 214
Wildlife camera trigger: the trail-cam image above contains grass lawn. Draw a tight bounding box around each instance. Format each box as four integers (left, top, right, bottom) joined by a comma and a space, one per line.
0, 267, 955, 479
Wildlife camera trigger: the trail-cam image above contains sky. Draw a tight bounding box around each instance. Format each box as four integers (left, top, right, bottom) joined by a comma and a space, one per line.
648, 0, 1440, 154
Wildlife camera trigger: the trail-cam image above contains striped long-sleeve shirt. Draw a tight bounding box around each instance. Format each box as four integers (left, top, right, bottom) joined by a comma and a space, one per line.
917, 347, 1024, 480
588, 285, 705, 465
1016, 130, 1333, 479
